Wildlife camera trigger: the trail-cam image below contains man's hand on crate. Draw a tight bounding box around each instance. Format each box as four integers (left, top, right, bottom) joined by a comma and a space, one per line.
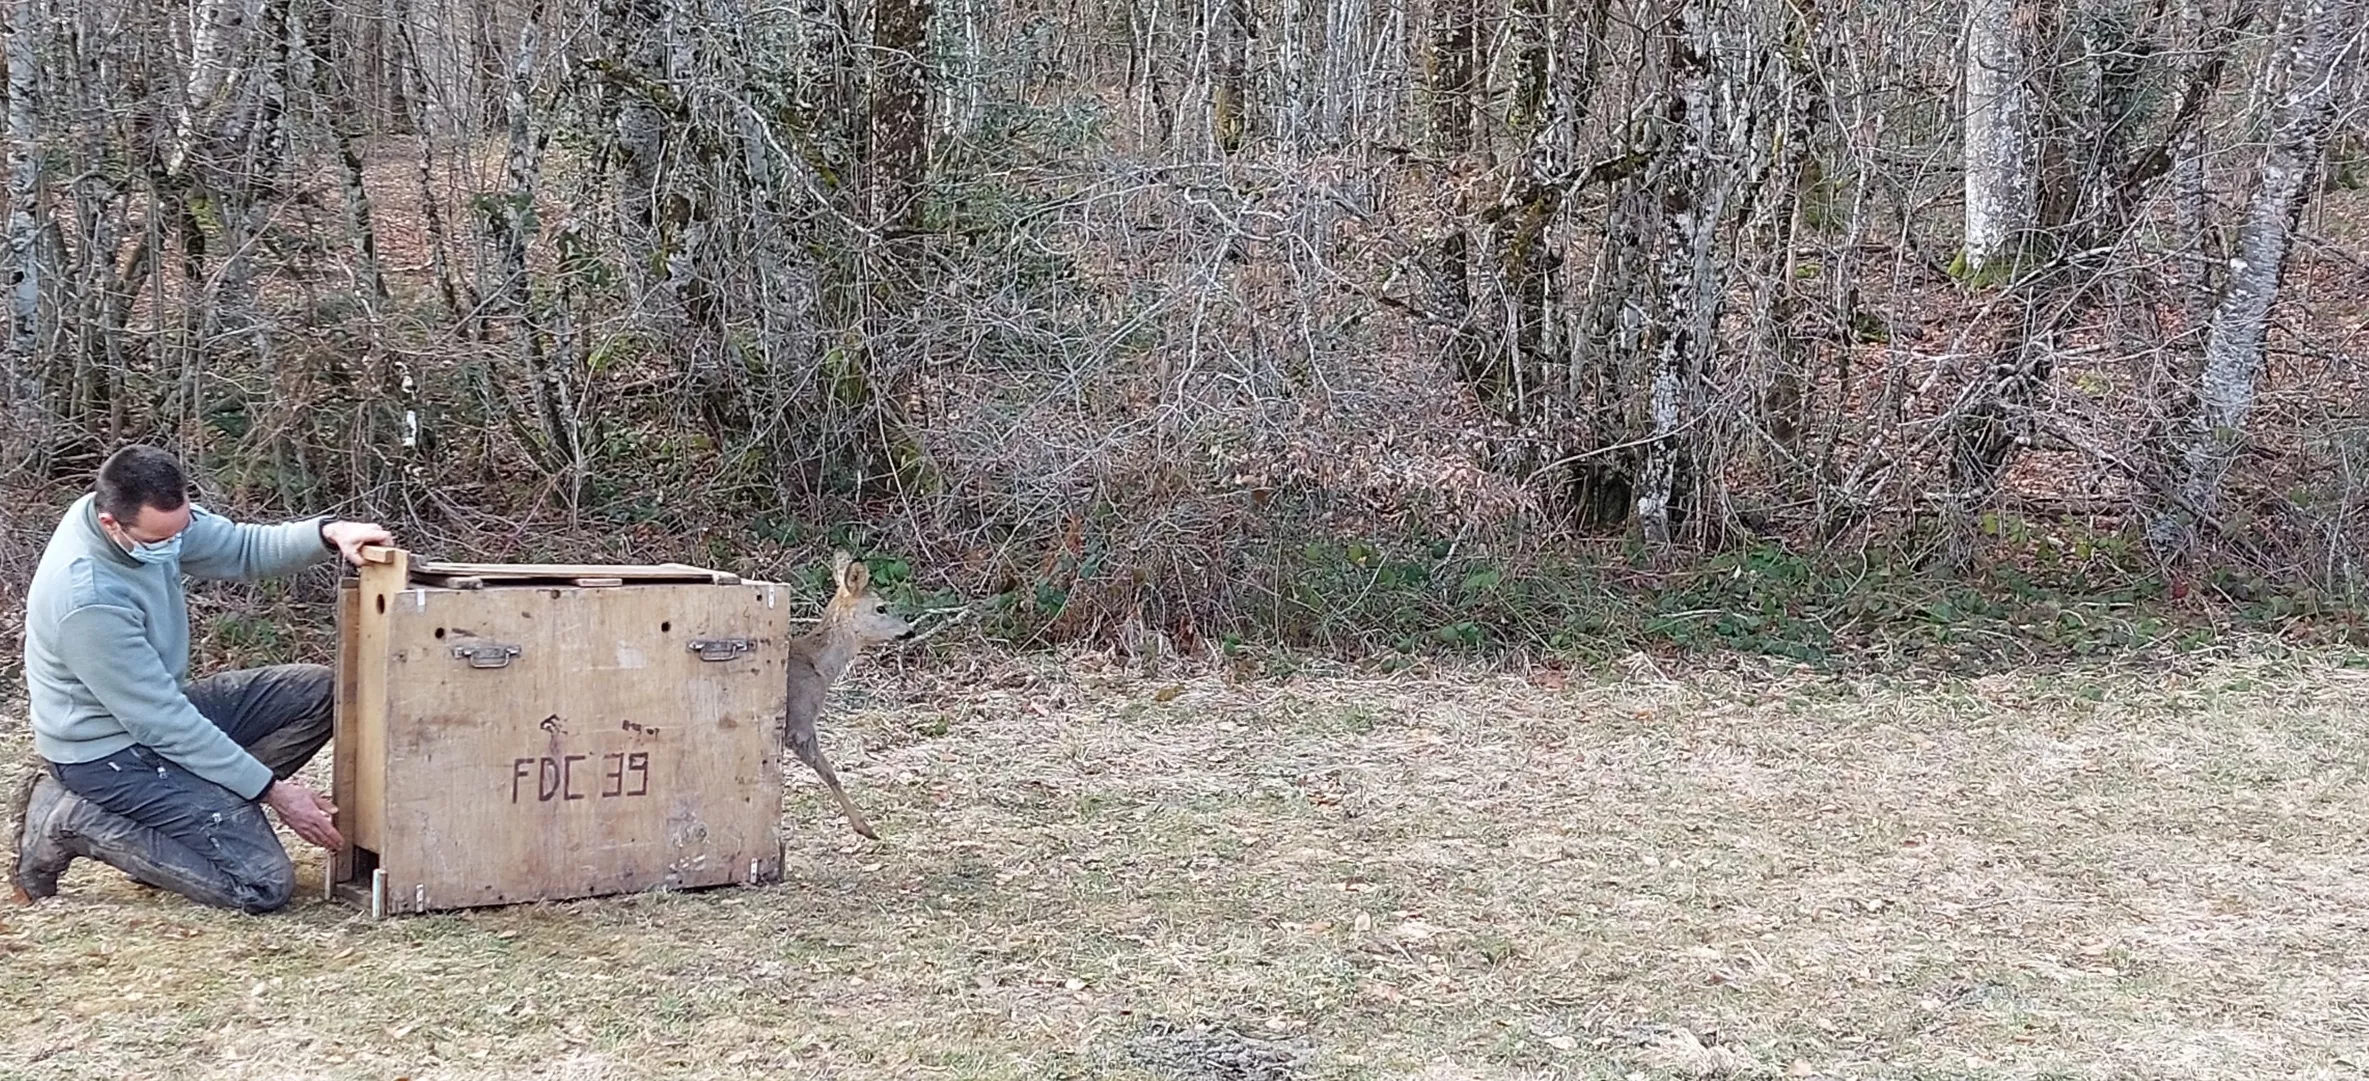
264, 780, 344, 850
320, 520, 396, 567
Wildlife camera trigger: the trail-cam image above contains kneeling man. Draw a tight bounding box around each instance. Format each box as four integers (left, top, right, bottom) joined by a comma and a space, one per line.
10, 445, 392, 912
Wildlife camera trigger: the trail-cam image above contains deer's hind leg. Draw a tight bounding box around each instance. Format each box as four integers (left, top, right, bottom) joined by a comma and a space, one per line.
787, 712, 880, 840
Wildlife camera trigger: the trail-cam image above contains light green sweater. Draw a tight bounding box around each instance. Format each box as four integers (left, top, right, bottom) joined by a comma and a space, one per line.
24, 493, 333, 799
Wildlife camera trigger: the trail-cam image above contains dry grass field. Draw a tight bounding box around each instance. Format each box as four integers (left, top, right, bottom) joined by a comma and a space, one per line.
4, 642, 2368, 1080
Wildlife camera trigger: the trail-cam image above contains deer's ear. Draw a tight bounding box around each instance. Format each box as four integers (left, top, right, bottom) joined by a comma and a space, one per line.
831, 550, 854, 587
842, 559, 871, 594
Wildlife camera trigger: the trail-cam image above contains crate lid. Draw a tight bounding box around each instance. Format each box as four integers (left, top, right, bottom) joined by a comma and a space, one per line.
360, 546, 742, 588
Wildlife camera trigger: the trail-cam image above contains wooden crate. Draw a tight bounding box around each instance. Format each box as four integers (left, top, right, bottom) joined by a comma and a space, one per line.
328, 546, 790, 916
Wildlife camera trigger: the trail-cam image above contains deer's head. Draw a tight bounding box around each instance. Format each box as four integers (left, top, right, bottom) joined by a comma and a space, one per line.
824, 550, 913, 645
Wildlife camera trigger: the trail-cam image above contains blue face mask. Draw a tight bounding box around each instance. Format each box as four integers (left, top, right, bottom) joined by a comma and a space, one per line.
122, 530, 183, 566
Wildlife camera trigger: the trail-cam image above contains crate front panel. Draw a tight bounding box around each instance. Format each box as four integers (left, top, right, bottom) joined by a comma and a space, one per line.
373, 582, 789, 908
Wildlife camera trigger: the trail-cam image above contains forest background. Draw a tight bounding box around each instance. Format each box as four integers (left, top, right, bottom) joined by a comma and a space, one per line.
2, 0, 2366, 675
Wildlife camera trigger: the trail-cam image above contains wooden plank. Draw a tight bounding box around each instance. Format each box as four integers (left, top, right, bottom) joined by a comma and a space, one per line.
356, 545, 744, 587
373, 580, 788, 911
572, 577, 625, 588
659, 563, 742, 585
331, 580, 360, 886
349, 546, 407, 856
408, 560, 737, 584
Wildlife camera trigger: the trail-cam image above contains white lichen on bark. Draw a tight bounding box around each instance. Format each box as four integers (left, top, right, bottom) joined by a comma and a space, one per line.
1962, 0, 2036, 275
2150, 0, 2366, 553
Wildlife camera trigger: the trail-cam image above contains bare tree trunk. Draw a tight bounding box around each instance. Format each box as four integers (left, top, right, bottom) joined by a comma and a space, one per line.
162, 0, 268, 452
943, 0, 983, 139
1752, 0, 1828, 452
402, 27, 466, 322
798, 0, 857, 127
303, 0, 388, 303
2172, 125, 2210, 315
1472, 0, 1557, 433
1476, 0, 1612, 499
60, 11, 131, 450
494, 2, 581, 490
168, 0, 255, 179
1428, 0, 1478, 395
4, 0, 45, 431
611, 0, 669, 303
214, 0, 294, 381
1963, 0, 2038, 276
2150, 0, 2366, 555
1950, 0, 2247, 514
1210, 0, 1250, 154
2171, 0, 2213, 320
1636, 0, 1724, 548
396, 1, 467, 324
869, 0, 933, 233
852, 0, 934, 492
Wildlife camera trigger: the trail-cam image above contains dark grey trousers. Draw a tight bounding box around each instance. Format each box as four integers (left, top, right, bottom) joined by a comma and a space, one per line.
45, 664, 334, 914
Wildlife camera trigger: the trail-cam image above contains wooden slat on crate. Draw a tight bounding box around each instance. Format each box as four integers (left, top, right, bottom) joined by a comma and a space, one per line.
350, 546, 406, 854
419, 563, 737, 584
359, 546, 742, 585
330, 581, 361, 889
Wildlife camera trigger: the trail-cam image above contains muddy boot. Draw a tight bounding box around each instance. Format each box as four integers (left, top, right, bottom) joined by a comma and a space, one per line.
7, 765, 76, 903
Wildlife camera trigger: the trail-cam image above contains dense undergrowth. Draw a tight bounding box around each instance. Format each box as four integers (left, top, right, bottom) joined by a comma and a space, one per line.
8, 472, 2356, 698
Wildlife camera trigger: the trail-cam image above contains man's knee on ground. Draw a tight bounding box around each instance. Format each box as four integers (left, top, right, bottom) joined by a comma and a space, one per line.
210, 801, 298, 914
231, 853, 298, 914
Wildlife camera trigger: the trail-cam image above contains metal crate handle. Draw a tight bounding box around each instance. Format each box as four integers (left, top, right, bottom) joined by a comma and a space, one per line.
450, 643, 522, 669
687, 637, 756, 662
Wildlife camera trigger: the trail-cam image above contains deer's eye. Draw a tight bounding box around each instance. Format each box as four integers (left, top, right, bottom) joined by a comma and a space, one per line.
875, 604, 889, 614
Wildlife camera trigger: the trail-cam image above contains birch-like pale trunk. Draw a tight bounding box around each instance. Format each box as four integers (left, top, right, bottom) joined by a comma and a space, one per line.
4, 0, 45, 419
2151, 0, 2366, 554
1473, 0, 1557, 428
2173, 123, 2210, 315
1318, 0, 1358, 141
168, 0, 259, 179
67, 0, 136, 440
164, 0, 267, 447
5, 0, 43, 369
945, 0, 984, 138
2172, 0, 2212, 318
1123, 0, 1165, 141
797, 0, 857, 144
1636, 0, 1725, 547
659, 0, 709, 339
1963, 0, 2037, 274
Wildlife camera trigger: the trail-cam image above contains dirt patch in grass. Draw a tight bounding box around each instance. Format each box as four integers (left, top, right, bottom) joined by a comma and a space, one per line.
5, 643, 2369, 1079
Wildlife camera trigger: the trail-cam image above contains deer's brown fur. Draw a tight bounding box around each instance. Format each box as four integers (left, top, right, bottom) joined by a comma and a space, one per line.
782, 551, 911, 840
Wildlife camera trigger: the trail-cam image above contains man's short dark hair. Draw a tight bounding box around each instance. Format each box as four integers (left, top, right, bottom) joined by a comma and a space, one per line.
95, 445, 190, 522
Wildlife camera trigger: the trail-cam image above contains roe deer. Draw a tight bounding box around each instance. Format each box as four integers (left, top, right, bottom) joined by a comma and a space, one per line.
783, 551, 911, 840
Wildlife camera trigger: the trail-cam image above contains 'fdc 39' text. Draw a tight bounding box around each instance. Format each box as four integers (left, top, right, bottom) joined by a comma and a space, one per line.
510, 753, 652, 803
